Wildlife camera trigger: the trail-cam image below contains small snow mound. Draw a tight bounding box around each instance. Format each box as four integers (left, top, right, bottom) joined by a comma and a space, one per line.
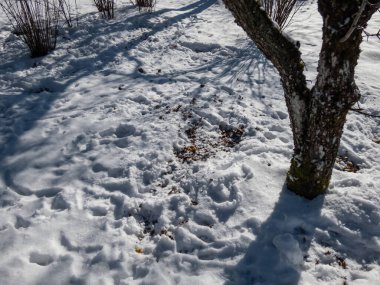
273, 233, 303, 267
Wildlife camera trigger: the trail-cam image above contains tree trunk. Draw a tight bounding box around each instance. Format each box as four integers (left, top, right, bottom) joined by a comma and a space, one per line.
223, 0, 380, 198
286, 0, 362, 198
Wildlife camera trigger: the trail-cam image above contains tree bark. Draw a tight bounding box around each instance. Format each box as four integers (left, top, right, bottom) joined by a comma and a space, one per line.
223, 0, 379, 198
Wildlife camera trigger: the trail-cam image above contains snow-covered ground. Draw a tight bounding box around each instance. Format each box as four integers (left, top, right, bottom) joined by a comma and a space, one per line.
0, 0, 379, 284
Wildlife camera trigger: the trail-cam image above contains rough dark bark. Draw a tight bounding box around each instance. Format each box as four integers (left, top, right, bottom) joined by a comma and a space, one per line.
223, 0, 379, 198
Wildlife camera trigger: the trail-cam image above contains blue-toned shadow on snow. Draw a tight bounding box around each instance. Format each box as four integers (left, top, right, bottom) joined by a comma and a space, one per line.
0, 0, 218, 197
224, 186, 325, 285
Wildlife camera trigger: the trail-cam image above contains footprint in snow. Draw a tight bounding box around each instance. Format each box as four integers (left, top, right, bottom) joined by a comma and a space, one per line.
193, 211, 216, 227
115, 123, 136, 138
90, 205, 108, 217
15, 216, 31, 229
97, 124, 137, 148
51, 193, 70, 211
60, 233, 103, 253
264, 131, 276, 140
273, 233, 303, 267
4, 171, 63, 197
29, 252, 55, 266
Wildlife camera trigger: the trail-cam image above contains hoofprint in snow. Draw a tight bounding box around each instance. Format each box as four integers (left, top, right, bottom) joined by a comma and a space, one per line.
0, 0, 379, 284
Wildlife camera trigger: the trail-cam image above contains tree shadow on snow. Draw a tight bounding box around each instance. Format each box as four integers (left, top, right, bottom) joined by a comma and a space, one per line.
61, 0, 218, 78
0, 0, 217, 194
0, 89, 68, 197
224, 186, 325, 285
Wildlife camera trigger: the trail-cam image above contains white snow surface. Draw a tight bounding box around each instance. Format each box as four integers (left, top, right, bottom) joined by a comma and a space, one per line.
0, 1, 380, 284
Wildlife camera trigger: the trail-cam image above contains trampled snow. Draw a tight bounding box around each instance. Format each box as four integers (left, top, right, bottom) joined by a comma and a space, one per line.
0, 0, 379, 284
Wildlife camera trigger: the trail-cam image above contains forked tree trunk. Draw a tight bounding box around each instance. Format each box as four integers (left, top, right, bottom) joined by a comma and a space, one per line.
223, 0, 380, 198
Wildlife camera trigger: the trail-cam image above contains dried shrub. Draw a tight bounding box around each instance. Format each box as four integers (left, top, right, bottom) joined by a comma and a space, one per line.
58, 0, 77, 27
93, 0, 115, 19
261, 0, 304, 30
132, 0, 157, 12
0, 0, 60, 57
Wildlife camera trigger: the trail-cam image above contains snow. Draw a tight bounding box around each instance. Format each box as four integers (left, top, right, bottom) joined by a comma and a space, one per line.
273, 233, 304, 267
0, 0, 379, 284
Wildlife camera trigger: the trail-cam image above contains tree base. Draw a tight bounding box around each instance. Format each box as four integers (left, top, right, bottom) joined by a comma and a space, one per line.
286, 160, 331, 200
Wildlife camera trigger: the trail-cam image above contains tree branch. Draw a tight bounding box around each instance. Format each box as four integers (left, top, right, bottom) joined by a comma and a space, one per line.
223, 0, 302, 77
350, 108, 380, 118
340, 0, 367, 43
368, 0, 380, 8
223, 0, 311, 150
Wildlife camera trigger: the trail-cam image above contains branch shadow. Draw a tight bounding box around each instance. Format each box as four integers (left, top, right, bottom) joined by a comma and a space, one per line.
0, 0, 218, 194
224, 186, 325, 285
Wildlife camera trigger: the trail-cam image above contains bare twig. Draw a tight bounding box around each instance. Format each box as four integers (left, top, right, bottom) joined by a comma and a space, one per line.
363, 28, 380, 40
57, 0, 74, 27
367, 0, 380, 9
261, 0, 303, 30
350, 108, 380, 118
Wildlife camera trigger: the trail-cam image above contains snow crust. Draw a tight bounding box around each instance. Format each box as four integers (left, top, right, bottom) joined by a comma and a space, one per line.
0, 0, 379, 284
